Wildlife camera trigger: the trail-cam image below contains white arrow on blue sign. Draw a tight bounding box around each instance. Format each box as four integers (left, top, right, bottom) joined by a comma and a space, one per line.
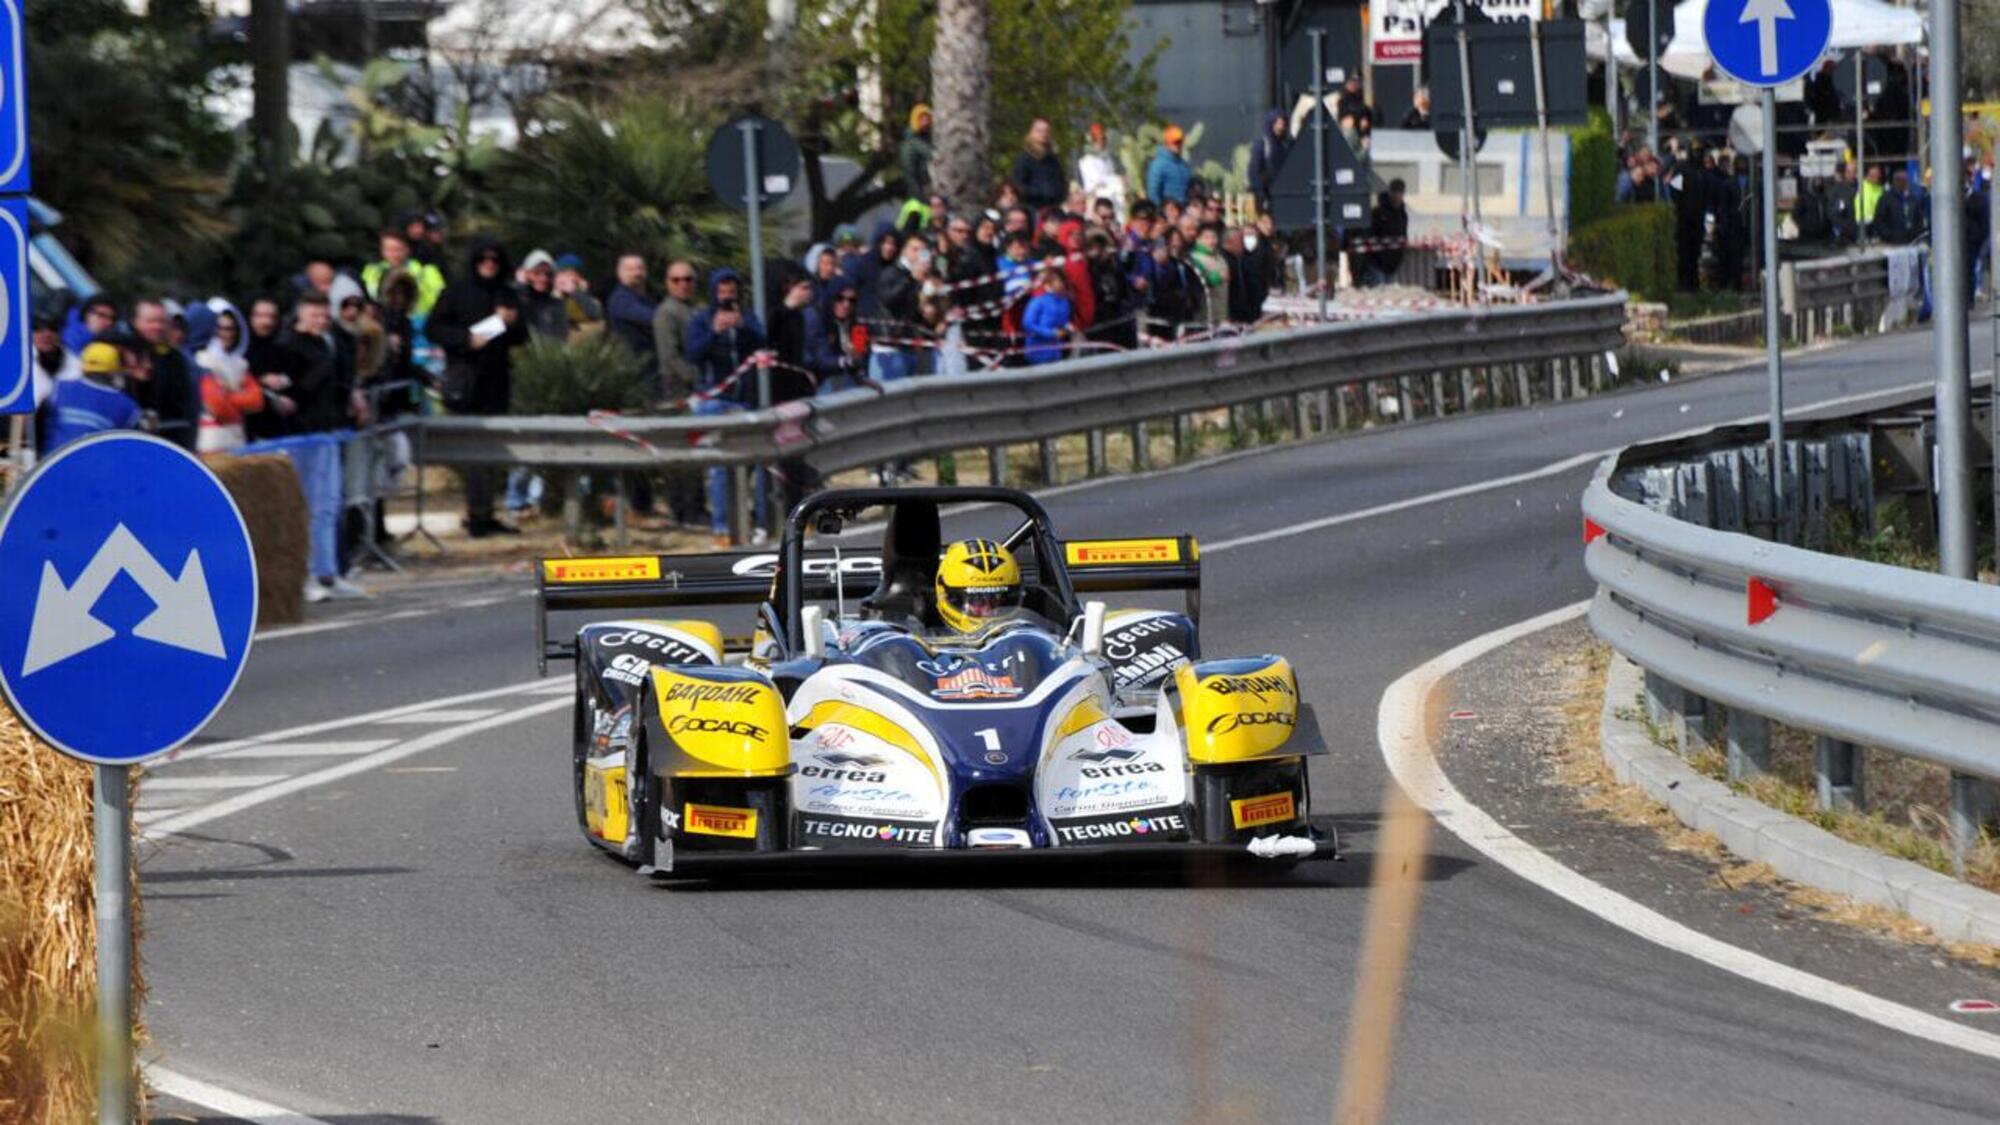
1702, 0, 1833, 88
0, 433, 257, 765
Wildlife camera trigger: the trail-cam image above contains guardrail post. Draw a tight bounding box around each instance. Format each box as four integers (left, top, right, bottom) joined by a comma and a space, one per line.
988, 445, 1009, 487
1725, 709, 1770, 782
1086, 429, 1107, 477
1333, 388, 1350, 431
1950, 773, 1993, 879
1459, 369, 1477, 412
1813, 736, 1863, 811
1430, 372, 1447, 418
1129, 421, 1150, 471
1642, 671, 1676, 732
1039, 438, 1060, 485
1396, 376, 1416, 422
1289, 395, 1308, 438
1174, 414, 1193, 460
1514, 365, 1532, 406
1549, 359, 1564, 402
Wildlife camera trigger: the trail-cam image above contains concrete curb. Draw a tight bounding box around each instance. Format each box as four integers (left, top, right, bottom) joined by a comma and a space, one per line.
1599, 653, 2000, 947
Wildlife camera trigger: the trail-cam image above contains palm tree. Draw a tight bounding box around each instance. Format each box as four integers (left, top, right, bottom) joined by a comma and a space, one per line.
930, 0, 991, 209
486, 94, 746, 278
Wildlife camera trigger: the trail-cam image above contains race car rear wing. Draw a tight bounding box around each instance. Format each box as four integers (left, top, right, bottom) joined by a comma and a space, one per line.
534, 536, 1201, 674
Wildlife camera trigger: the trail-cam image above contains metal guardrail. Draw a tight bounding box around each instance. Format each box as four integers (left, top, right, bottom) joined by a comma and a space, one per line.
1781, 249, 1898, 345
412, 294, 1631, 479
1584, 406, 2000, 871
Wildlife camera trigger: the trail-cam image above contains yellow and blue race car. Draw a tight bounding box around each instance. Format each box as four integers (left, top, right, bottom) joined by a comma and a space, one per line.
535, 486, 1334, 876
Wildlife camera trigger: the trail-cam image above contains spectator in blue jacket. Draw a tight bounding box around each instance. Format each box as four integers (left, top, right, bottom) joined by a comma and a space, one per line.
1146, 125, 1194, 206
1022, 268, 1074, 365
605, 252, 658, 369
685, 267, 769, 543
39, 342, 142, 452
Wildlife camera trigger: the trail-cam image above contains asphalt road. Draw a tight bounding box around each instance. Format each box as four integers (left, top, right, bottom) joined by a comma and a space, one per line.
140, 325, 1999, 1123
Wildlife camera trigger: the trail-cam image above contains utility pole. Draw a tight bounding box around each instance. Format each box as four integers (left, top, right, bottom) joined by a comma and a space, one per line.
250, 0, 290, 183
1931, 0, 1972, 581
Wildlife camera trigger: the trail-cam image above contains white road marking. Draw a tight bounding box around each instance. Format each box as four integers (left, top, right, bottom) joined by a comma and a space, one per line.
372, 708, 503, 724
1376, 601, 2000, 1062
256, 588, 532, 642
139, 697, 569, 843
143, 774, 290, 791
214, 740, 400, 760
153, 676, 549, 767
147, 1064, 339, 1125
1205, 379, 1945, 554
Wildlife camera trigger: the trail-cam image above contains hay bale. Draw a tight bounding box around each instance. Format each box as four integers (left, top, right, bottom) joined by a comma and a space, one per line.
0, 703, 142, 1121
207, 453, 308, 627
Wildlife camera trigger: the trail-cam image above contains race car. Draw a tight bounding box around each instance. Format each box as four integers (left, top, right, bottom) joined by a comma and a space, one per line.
535, 486, 1335, 876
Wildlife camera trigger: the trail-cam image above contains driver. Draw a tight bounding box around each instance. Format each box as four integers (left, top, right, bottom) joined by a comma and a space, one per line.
935, 538, 1026, 635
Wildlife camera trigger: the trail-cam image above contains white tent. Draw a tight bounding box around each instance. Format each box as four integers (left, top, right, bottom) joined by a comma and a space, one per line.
428, 0, 665, 59
1595, 0, 1924, 73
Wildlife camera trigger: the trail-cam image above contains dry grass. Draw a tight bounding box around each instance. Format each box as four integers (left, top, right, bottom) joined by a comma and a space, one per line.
1554, 641, 2000, 968
0, 702, 144, 1122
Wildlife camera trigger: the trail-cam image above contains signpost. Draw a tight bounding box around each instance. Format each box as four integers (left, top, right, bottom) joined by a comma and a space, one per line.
704, 113, 801, 540
1702, 0, 1831, 528
0, 433, 258, 1123
0, 198, 32, 417
0, 0, 30, 419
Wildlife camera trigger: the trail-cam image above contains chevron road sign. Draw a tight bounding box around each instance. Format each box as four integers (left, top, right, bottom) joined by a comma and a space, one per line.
0, 432, 256, 765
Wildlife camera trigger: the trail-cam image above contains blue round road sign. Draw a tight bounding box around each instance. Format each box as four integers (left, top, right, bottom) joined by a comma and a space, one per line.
1703, 0, 1833, 88
0, 433, 257, 765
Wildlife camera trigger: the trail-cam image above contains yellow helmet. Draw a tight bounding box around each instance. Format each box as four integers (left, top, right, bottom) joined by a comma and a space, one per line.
934, 538, 1024, 634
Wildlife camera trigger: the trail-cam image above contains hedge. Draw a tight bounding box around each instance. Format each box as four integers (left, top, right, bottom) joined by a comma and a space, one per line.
1568, 203, 1677, 302
1568, 108, 1619, 230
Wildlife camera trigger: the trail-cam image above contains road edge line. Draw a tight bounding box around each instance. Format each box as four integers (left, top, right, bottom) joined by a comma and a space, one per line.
1376, 601, 2000, 1062
147, 1064, 338, 1125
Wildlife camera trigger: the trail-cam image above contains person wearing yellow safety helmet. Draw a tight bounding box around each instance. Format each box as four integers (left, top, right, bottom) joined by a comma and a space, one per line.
934, 538, 1026, 636
38, 342, 142, 453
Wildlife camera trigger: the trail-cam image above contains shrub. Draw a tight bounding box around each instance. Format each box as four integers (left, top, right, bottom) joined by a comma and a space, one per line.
1568, 108, 1619, 230
510, 333, 655, 416
1568, 204, 1676, 302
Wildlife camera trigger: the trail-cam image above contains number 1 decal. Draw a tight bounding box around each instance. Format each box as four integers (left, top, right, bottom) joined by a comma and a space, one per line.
974, 728, 1002, 753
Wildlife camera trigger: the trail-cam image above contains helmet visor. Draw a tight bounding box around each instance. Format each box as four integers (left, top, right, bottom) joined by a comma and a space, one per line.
945, 584, 1023, 622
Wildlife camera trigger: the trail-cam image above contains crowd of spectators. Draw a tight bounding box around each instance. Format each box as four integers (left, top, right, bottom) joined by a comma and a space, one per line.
16, 104, 1427, 565
1611, 55, 1993, 295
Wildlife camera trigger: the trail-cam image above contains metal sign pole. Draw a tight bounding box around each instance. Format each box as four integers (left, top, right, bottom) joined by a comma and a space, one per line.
1931, 0, 1973, 580
1646, 0, 1660, 157
1606, 9, 1621, 145
1760, 87, 1785, 524
739, 119, 770, 540
1529, 20, 1561, 269
94, 765, 131, 1125
1312, 29, 1329, 320
1855, 51, 1867, 246
1453, 0, 1482, 292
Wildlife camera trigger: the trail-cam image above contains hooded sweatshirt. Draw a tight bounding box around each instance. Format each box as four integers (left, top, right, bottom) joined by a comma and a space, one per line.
196, 297, 263, 452
684, 267, 768, 403
1248, 110, 1291, 208
426, 238, 528, 415
847, 223, 902, 319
